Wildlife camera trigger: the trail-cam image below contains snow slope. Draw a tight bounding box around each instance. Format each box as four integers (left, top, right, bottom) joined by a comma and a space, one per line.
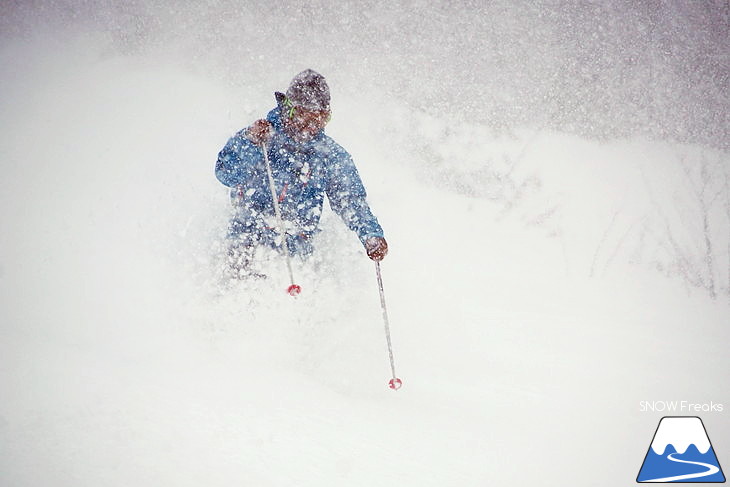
1, 25, 729, 487
650, 417, 711, 455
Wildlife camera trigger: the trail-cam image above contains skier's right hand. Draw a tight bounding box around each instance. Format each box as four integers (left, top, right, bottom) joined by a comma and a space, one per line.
245, 119, 274, 146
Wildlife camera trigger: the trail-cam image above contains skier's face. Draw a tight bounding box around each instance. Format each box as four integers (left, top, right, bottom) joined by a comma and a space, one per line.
284, 106, 330, 142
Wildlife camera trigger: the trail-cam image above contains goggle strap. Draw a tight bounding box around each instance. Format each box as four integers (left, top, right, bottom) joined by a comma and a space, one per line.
283, 97, 296, 119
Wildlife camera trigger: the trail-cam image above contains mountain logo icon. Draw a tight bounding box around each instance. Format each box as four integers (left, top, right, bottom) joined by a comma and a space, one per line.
637, 416, 726, 483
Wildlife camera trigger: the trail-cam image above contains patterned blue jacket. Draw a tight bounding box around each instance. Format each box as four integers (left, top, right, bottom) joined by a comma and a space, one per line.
215, 107, 384, 253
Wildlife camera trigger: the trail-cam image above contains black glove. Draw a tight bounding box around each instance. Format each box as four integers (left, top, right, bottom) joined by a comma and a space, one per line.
365, 237, 388, 261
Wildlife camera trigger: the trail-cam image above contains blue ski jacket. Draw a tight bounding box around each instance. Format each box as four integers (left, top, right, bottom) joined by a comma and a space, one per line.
215, 107, 384, 255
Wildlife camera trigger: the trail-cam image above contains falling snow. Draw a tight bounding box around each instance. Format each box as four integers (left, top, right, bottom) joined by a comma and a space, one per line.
1, 2, 728, 486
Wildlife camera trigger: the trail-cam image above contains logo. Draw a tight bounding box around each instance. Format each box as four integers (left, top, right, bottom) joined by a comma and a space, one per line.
637, 416, 725, 483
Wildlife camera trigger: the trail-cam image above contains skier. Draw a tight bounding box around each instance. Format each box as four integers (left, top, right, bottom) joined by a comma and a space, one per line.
215, 69, 388, 277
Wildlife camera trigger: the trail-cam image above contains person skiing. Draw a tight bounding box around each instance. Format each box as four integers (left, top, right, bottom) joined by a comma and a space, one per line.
215, 69, 388, 277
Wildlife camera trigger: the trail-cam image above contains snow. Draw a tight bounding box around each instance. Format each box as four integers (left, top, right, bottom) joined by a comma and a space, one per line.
650, 417, 711, 455
1, 4, 729, 487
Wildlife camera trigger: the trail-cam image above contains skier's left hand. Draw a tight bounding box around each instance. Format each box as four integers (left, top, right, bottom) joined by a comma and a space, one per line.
365, 237, 388, 261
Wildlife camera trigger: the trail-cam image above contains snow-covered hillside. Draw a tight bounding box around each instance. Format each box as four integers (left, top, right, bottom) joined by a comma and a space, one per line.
1, 4, 728, 486
651, 417, 712, 455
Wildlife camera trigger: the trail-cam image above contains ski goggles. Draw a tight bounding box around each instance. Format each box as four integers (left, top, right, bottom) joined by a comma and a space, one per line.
282, 96, 332, 124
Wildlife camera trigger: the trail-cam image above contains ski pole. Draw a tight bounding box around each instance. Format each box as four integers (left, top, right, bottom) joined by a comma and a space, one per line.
261, 142, 301, 296
375, 261, 402, 390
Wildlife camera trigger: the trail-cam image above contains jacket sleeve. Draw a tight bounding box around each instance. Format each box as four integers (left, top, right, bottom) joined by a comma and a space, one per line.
325, 143, 384, 244
215, 129, 264, 188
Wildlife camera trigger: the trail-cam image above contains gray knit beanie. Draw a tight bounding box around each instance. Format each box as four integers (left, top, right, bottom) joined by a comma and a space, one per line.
283, 69, 331, 111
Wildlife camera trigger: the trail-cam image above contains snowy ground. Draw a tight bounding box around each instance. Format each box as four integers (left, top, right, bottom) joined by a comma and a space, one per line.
1, 29, 729, 487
